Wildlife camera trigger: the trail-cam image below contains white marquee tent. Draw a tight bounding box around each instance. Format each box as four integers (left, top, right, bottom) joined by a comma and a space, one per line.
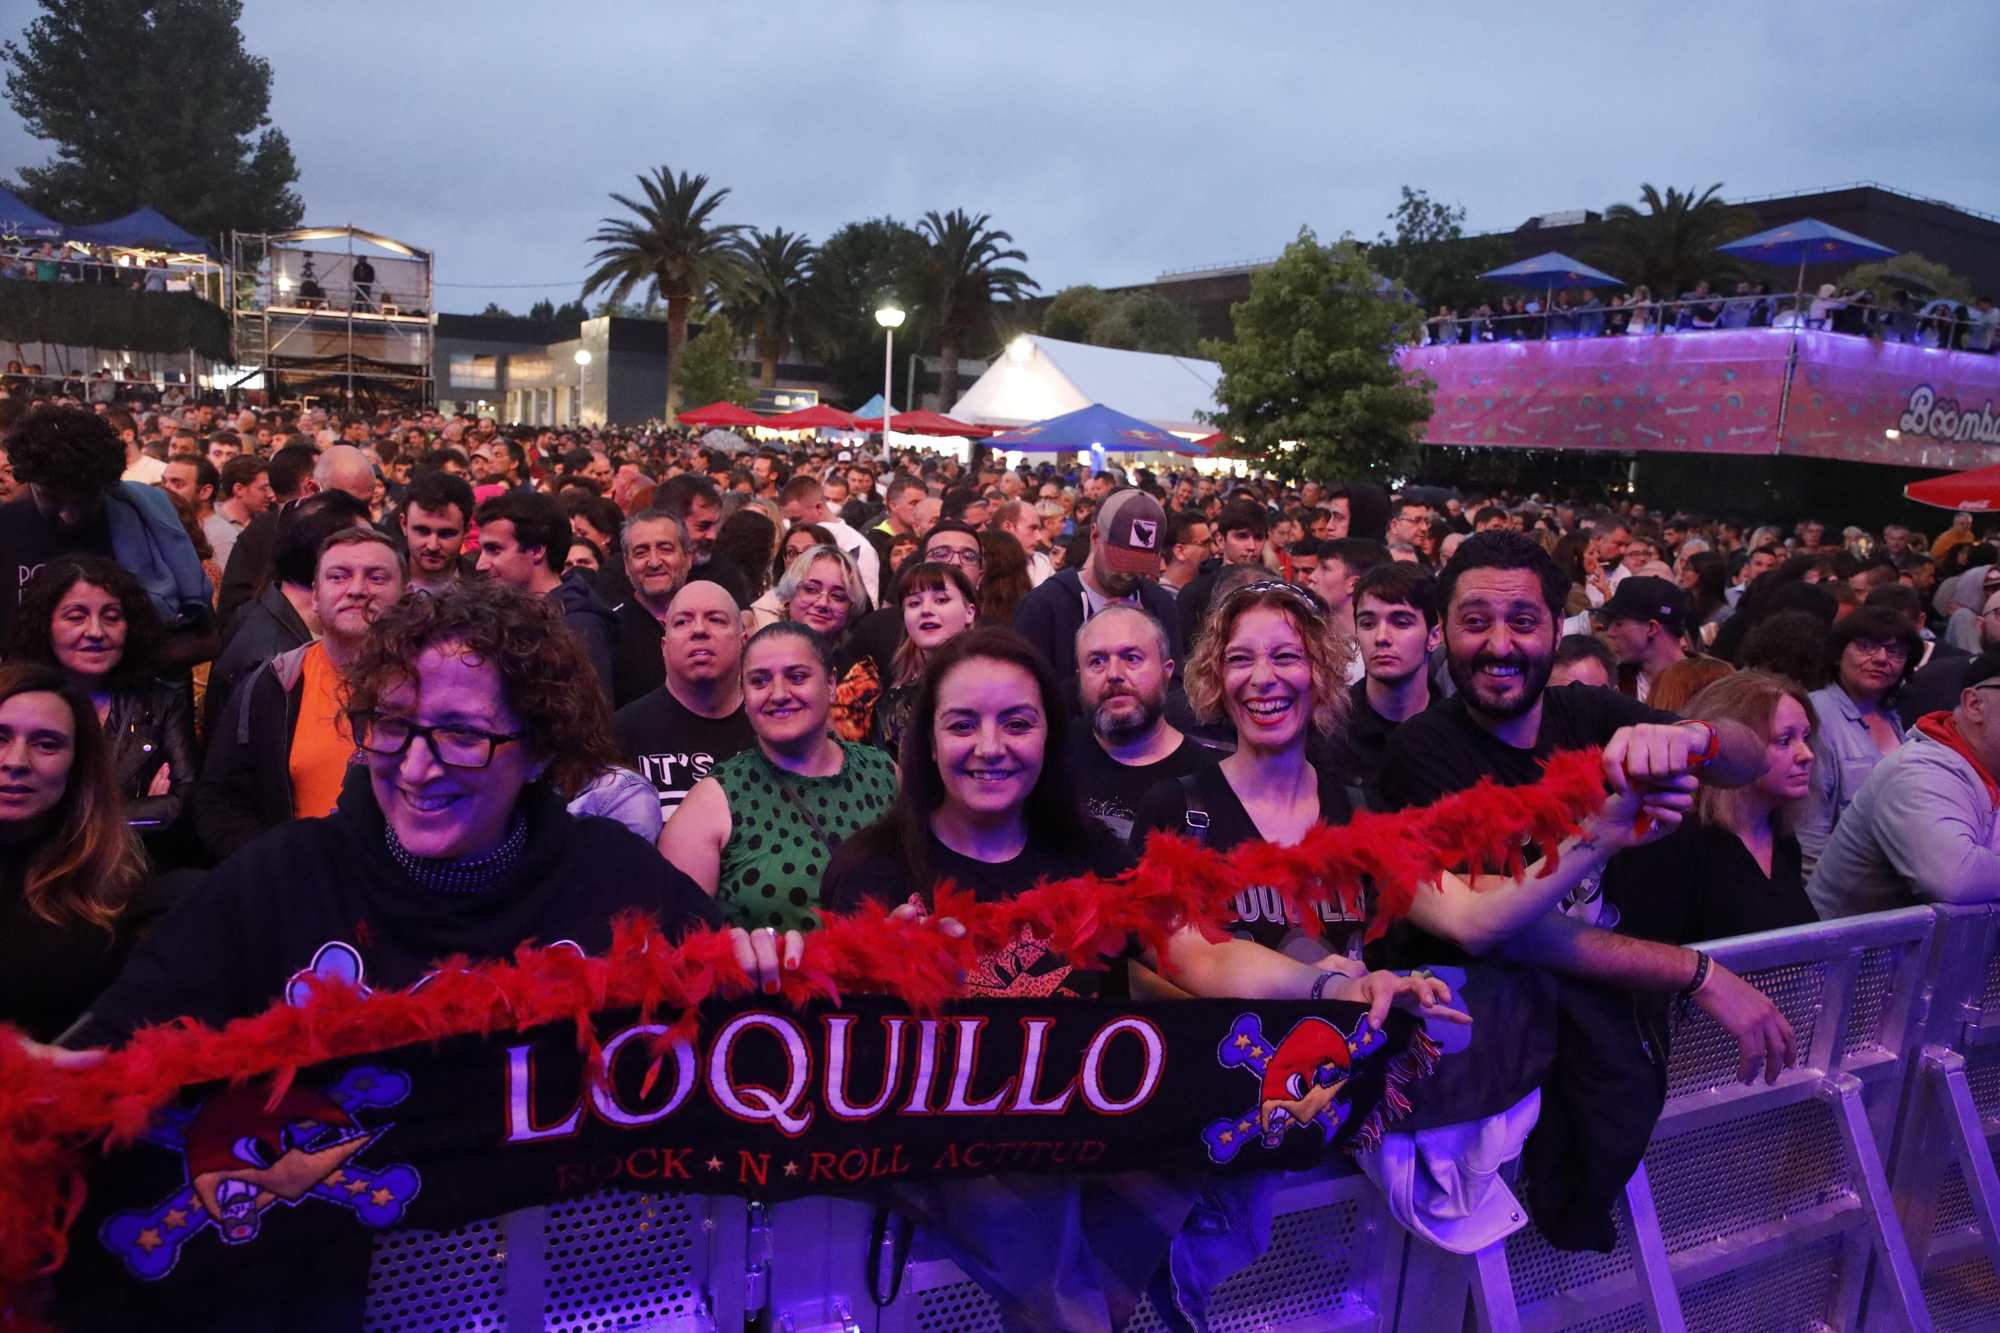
948, 335, 1220, 438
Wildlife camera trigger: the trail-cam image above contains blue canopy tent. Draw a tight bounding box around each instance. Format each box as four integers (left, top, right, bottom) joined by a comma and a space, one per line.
65, 206, 211, 255
985, 403, 1208, 470
0, 188, 64, 244
1714, 218, 1895, 300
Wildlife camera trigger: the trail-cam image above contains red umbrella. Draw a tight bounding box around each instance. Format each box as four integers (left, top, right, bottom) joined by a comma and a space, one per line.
765, 404, 861, 430
1905, 463, 2000, 512
676, 401, 761, 428
854, 408, 996, 438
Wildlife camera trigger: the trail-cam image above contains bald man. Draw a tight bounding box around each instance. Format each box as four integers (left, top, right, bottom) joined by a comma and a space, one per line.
313, 444, 379, 504
612, 580, 756, 824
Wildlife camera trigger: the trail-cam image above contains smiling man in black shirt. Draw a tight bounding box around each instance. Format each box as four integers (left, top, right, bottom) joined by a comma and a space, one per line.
1378, 531, 1795, 1083
1068, 605, 1222, 842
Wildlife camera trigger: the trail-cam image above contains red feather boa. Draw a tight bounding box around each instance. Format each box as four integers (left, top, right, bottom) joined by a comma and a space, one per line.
0, 748, 1607, 1329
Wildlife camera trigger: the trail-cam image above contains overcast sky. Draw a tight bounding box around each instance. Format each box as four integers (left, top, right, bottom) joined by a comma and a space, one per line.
2, 0, 1995, 312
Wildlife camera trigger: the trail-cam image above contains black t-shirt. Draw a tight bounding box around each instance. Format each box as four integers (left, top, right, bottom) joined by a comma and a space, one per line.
610, 598, 667, 709
1071, 731, 1224, 843
1373, 682, 1678, 968
0, 494, 113, 628
1326, 678, 1433, 803
1130, 763, 1363, 960
1379, 684, 1675, 811
613, 688, 757, 822
0, 850, 129, 1042
1604, 821, 1816, 946
823, 828, 1136, 999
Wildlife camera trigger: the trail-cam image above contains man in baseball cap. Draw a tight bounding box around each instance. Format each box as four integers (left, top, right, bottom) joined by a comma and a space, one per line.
1010, 486, 1184, 680
1597, 575, 1690, 703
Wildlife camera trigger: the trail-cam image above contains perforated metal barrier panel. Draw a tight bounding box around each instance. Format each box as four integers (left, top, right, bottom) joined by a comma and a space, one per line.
351, 906, 2000, 1333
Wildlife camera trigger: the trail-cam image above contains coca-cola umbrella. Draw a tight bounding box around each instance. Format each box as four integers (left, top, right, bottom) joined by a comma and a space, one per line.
676, 401, 762, 428
1905, 462, 2000, 512
765, 404, 861, 431
853, 408, 996, 438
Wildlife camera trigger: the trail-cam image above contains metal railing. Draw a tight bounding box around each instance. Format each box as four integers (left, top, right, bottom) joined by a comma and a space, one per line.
354, 904, 2000, 1333
1418, 293, 1999, 353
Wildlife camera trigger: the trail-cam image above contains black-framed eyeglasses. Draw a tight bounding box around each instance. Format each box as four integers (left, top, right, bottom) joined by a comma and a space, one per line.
928, 546, 983, 568
351, 712, 527, 770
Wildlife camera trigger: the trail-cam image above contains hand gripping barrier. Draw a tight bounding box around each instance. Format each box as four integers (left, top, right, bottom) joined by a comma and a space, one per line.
1393, 907, 1941, 1333
355, 908, 1969, 1333
1872, 903, 2000, 1331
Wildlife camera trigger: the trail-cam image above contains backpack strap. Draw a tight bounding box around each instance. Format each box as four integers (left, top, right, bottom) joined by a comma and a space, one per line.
1177, 772, 1210, 845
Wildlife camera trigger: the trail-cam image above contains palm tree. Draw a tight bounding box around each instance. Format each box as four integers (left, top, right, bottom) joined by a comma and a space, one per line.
728, 228, 817, 388
1589, 184, 1756, 299
582, 166, 747, 411
909, 210, 1038, 409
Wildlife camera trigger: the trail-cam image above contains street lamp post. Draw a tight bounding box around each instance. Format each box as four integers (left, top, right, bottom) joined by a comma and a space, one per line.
573, 347, 592, 427
875, 305, 904, 460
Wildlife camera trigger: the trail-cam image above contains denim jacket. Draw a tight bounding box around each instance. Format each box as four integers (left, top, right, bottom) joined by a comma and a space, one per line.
1799, 683, 1905, 875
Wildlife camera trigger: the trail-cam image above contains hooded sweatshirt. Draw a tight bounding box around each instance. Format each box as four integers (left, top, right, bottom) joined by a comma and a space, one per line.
547, 567, 620, 699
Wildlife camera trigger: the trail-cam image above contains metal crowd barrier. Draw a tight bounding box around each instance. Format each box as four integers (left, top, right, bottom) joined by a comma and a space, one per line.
1873, 903, 2000, 1332
357, 905, 1999, 1333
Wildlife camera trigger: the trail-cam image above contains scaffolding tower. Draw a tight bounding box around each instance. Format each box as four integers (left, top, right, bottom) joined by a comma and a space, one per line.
227, 226, 434, 409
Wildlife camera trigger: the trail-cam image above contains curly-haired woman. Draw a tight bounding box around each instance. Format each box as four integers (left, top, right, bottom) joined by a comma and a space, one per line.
70, 582, 727, 1050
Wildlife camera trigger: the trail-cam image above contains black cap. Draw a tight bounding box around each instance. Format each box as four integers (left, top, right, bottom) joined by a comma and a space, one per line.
1962, 648, 2000, 692
1600, 576, 1689, 630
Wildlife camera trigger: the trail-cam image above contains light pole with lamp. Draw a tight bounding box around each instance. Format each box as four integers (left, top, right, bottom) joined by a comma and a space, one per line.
573, 347, 592, 427
875, 305, 903, 463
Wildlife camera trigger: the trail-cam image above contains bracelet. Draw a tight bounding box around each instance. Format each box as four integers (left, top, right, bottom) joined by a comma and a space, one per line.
1309, 970, 1337, 1002
1687, 720, 1721, 771
1679, 950, 1713, 998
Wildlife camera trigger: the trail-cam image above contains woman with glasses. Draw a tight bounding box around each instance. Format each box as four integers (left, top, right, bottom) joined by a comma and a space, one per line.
775, 543, 869, 645
1133, 582, 1684, 964
1798, 606, 1919, 874
751, 523, 837, 628
69, 583, 725, 1050
660, 622, 898, 932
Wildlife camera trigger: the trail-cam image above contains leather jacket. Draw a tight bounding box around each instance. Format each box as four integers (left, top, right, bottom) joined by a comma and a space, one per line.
103, 679, 198, 831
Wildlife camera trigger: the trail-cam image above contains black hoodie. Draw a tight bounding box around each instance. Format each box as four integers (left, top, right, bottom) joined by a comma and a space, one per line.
74, 782, 721, 1047
547, 567, 620, 699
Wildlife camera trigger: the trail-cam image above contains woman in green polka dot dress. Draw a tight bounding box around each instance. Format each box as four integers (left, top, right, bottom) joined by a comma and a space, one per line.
659, 622, 898, 932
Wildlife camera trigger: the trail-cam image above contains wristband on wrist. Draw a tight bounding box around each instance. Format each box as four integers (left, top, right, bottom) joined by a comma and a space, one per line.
1687, 720, 1721, 771
1309, 969, 1338, 1002
1679, 950, 1713, 998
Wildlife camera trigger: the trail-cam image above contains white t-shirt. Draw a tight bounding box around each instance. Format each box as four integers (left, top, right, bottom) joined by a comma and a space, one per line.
122, 454, 167, 485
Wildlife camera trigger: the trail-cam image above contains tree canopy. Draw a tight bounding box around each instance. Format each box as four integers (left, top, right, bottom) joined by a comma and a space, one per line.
672, 324, 754, 409
1367, 187, 1513, 312
1203, 229, 1433, 483
800, 217, 927, 408
4, 0, 302, 240
1041, 285, 1199, 355
1839, 252, 1973, 304
1586, 184, 1755, 297
908, 209, 1037, 409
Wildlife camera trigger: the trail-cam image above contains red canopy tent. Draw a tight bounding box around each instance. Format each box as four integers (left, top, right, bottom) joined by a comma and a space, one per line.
676, 401, 762, 428
1905, 464, 2000, 512
854, 409, 995, 438
764, 404, 861, 430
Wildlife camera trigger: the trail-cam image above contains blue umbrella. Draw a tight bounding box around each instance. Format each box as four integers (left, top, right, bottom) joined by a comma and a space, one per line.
1716, 218, 1896, 302
1479, 252, 1624, 290
985, 403, 1195, 457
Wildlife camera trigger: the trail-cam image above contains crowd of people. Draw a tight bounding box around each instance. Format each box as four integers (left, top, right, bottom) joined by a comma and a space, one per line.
1425, 282, 2000, 350
5, 384, 1998, 1321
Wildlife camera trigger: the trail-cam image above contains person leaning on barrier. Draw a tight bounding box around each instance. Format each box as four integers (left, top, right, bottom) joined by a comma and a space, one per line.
1378, 532, 1797, 1084
1807, 647, 2000, 918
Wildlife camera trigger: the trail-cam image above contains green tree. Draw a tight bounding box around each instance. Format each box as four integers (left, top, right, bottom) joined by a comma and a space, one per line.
1587, 184, 1755, 298
1040, 285, 1199, 355
801, 217, 926, 407
1839, 252, 1972, 304
1203, 229, 1434, 483
729, 227, 816, 388
479, 302, 516, 318
1368, 186, 1513, 310
909, 209, 1038, 409
4, 0, 302, 239
527, 298, 589, 325
583, 166, 747, 412
672, 324, 753, 410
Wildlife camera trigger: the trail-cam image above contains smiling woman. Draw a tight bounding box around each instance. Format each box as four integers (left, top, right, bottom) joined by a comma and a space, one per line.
658, 622, 898, 932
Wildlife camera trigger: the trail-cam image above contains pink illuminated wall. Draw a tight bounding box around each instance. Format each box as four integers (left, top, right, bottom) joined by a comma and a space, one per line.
1400, 329, 2000, 471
